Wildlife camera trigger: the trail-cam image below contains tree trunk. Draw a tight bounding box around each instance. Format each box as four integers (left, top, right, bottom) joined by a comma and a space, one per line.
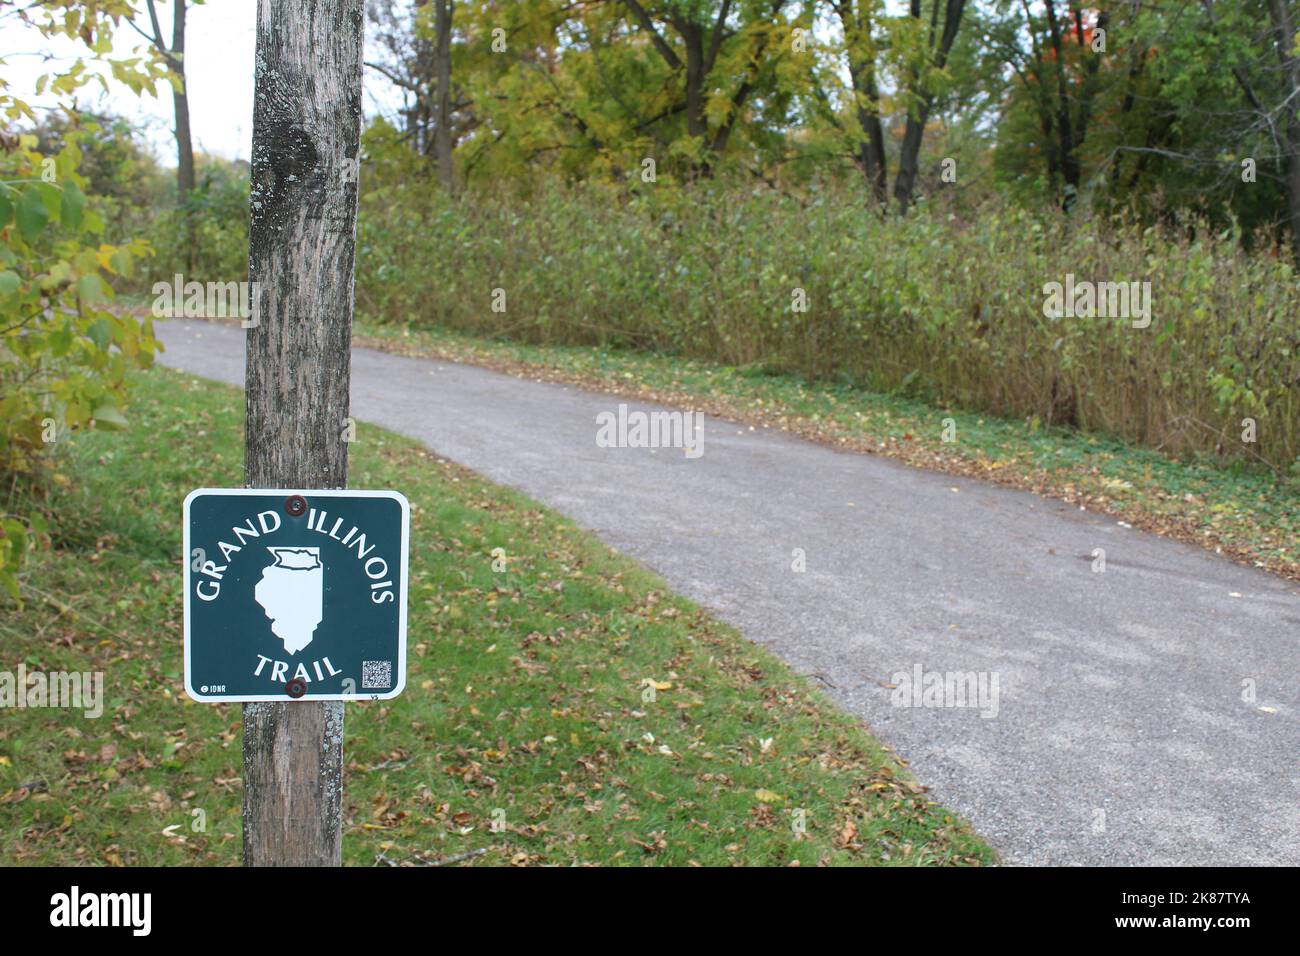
242, 0, 365, 867
1042, 0, 1077, 208
172, 0, 194, 201
893, 104, 930, 215
410, 0, 433, 157
434, 0, 454, 191
851, 61, 888, 209
139, 2, 196, 266
1268, 0, 1300, 259
837, 1, 887, 209
684, 23, 707, 141
891, 0, 966, 215
1284, 115, 1300, 263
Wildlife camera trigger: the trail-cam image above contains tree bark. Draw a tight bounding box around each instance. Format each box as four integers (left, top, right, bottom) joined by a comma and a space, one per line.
892, 0, 966, 215
172, 0, 195, 201
834, 1, 887, 208
141, 0, 195, 266
850, 57, 888, 208
683, 22, 707, 141
407, 0, 434, 157
242, 0, 365, 868
143, 0, 195, 200
1042, 0, 1078, 202
172, 0, 196, 272
434, 0, 455, 191
1268, 0, 1300, 259
893, 104, 930, 214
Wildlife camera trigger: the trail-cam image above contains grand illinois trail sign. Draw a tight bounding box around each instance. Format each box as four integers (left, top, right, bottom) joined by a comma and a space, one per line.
184, 489, 409, 702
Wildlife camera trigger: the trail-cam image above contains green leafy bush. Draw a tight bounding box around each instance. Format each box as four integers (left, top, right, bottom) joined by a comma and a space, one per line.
0, 2, 172, 602
356, 177, 1300, 474
147, 158, 250, 283
0, 132, 158, 600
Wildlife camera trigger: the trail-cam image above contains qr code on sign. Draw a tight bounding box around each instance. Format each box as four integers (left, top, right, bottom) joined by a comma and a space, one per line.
361, 660, 392, 690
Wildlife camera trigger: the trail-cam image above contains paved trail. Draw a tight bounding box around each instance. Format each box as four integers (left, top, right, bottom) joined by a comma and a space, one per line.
157, 319, 1299, 865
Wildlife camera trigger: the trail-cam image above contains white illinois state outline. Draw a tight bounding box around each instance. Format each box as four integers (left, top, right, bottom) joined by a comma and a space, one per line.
253, 546, 323, 655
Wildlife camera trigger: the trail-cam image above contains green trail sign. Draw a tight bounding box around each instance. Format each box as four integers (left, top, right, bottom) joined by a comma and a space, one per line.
184, 489, 409, 702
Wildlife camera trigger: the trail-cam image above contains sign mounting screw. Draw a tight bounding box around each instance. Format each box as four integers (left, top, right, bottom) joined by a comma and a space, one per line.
285, 494, 307, 517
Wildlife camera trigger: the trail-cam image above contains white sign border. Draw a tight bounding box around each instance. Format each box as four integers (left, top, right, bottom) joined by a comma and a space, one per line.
183, 487, 410, 703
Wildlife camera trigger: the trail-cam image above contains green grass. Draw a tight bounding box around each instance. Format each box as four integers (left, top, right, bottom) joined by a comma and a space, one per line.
0, 366, 994, 866
354, 319, 1300, 582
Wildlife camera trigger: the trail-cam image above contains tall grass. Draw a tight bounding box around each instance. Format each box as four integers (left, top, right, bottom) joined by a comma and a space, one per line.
356, 180, 1300, 473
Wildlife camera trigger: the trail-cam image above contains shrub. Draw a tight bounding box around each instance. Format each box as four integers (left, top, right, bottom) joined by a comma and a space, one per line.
356, 178, 1300, 474
0, 132, 157, 600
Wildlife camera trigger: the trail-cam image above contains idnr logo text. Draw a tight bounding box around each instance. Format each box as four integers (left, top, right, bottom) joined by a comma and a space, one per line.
50, 886, 151, 936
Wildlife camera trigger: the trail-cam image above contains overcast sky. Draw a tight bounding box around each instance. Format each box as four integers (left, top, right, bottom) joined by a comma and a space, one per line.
0, 0, 401, 166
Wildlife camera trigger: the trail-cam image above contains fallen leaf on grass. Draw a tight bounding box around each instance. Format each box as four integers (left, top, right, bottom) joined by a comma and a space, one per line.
631, 831, 667, 853
837, 819, 859, 848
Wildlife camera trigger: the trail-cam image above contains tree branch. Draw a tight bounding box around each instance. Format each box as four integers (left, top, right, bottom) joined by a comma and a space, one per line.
621, 0, 682, 70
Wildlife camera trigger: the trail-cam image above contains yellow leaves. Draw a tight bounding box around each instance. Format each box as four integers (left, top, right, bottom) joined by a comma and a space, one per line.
754, 788, 785, 804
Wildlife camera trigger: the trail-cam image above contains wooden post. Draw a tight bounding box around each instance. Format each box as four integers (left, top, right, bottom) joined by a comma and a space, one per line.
242, 0, 365, 867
